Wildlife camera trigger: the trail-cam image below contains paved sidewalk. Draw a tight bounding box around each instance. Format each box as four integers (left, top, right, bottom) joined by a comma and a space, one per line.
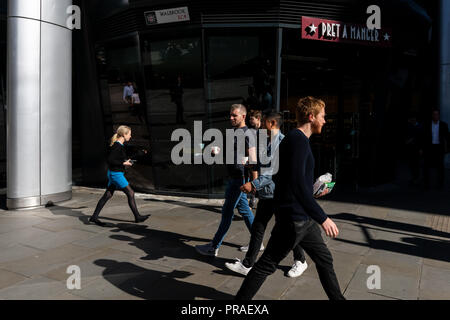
0, 186, 449, 300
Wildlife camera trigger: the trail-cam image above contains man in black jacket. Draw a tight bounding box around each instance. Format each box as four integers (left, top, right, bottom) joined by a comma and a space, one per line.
421, 109, 449, 189
235, 96, 345, 300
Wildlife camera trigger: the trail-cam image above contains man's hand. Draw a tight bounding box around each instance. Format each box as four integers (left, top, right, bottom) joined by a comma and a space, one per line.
314, 188, 329, 198
123, 159, 133, 166
240, 182, 254, 194
321, 218, 339, 238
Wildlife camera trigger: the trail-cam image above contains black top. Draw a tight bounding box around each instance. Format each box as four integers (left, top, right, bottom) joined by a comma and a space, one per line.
273, 129, 328, 224
227, 126, 253, 178
107, 142, 127, 172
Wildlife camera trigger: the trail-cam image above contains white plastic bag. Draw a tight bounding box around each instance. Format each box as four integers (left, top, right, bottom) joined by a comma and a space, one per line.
313, 173, 332, 196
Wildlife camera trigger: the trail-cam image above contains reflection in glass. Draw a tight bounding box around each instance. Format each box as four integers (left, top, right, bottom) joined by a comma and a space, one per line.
141, 36, 208, 193
96, 36, 154, 191
205, 30, 276, 194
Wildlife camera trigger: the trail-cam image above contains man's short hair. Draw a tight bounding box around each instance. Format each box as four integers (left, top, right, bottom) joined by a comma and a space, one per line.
231, 104, 247, 115
249, 110, 262, 120
295, 96, 325, 124
264, 112, 283, 128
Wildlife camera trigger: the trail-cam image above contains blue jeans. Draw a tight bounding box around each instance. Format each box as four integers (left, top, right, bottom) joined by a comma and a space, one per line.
212, 177, 255, 249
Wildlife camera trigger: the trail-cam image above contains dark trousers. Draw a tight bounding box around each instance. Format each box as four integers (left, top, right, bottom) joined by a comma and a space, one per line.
406, 146, 420, 181
175, 99, 184, 123
236, 217, 345, 300
242, 199, 305, 268
424, 144, 445, 187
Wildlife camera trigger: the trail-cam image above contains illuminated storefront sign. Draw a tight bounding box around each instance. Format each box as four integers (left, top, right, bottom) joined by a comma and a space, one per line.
301, 16, 392, 47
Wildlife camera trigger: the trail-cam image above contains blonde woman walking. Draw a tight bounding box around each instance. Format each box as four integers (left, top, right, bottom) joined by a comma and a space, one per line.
89, 125, 150, 226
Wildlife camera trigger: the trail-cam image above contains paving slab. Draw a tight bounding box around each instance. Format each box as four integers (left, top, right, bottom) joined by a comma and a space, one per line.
345, 263, 420, 300
0, 244, 100, 278
281, 275, 329, 300
19, 229, 95, 251
0, 276, 68, 300
0, 216, 50, 234
0, 269, 29, 290
330, 250, 365, 291
0, 244, 43, 264
361, 248, 422, 274
344, 289, 399, 300
33, 217, 87, 232
355, 205, 390, 220
418, 264, 450, 300
0, 227, 55, 249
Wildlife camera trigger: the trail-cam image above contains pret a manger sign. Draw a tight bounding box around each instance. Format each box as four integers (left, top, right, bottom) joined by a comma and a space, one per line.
301, 16, 392, 47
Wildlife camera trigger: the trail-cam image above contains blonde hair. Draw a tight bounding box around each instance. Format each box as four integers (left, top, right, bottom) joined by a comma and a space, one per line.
110, 125, 131, 146
230, 104, 247, 115
295, 96, 325, 124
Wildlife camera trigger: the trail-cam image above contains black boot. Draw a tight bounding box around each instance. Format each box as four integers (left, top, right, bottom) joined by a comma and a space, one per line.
89, 216, 107, 227
135, 214, 151, 223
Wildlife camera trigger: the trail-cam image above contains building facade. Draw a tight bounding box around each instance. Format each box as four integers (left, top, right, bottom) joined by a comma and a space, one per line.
0, 0, 444, 206
72, 0, 435, 197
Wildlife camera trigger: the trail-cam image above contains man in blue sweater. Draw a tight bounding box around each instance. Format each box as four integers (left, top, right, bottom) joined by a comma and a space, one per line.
225, 112, 308, 278
235, 96, 345, 300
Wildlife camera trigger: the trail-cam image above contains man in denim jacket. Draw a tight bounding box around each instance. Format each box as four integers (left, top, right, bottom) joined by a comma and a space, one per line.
225, 112, 308, 277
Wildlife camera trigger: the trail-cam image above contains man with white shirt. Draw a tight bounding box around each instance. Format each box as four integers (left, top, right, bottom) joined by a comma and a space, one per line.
123, 82, 134, 104
421, 109, 449, 189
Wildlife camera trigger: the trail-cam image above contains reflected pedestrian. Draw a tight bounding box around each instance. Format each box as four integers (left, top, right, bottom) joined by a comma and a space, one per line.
243, 85, 260, 111
405, 113, 422, 185
421, 109, 449, 189
131, 90, 145, 124
170, 74, 185, 124
123, 81, 134, 104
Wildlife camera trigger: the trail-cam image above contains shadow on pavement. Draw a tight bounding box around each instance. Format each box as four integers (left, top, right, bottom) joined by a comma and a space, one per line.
330, 212, 450, 239
45, 204, 241, 298
330, 212, 450, 262
94, 259, 234, 300
108, 223, 240, 266
327, 183, 450, 216
144, 198, 222, 214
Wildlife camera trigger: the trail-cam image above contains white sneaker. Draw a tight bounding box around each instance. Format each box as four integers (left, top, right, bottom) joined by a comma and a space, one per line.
195, 243, 219, 257
287, 260, 308, 278
239, 243, 265, 252
225, 258, 252, 276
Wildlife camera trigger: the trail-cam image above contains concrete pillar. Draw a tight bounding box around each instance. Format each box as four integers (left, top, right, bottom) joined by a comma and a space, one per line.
7, 0, 72, 209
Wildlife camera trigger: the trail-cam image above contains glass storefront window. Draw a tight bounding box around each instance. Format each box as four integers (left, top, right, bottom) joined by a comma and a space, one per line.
96, 35, 154, 191
205, 28, 276, 194
141, 33, 209, 194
